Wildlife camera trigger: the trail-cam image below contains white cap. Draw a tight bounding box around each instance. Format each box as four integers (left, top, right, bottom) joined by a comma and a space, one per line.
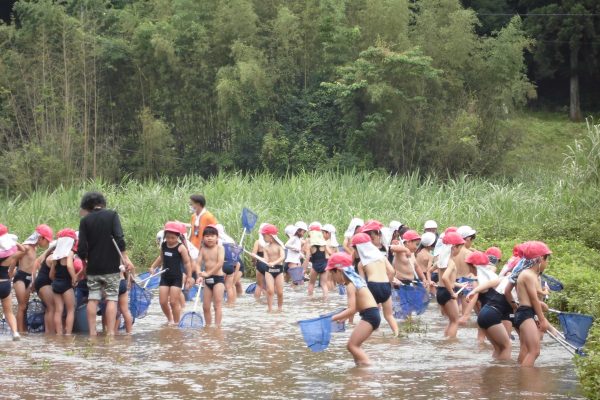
389, 220, 402, 231
156, 230, 165, 244
420, 232, 436, 247
457, 225, 476, 239
424, 220, 438, 229
294, 221, 308, 232
322, 224, 336, 233
284, 225, 297, 238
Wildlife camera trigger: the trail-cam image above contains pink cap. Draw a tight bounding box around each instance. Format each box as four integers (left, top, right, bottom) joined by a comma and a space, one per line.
57, 228, 77, 240
485, 247, 502, 260
359, 220, 384, 233
260, 224, 278, 235
164, 221, 184, 235
351, 233, 371, 246
326, 252, 353, 270
308, 225, 321, 232
442, 232, 465, 245
73, 258, 84, 273
401, 230, 421, 242
0, 224, 7, 236
512, 244, 523, 257
465, 251, 489, 266
36, 224, 54, 242
520, 241, 552, 259
444, 226, 457, 234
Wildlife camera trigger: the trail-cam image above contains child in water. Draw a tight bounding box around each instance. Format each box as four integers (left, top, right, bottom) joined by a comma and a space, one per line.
0, 224, 26, 340
257, 224, 285, 312
329, 252, 379, 366
196, 225, 225, 327
49, 229, 78, 335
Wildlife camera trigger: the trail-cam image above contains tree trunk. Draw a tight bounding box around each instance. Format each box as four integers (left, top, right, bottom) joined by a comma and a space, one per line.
569, 42, 582, 122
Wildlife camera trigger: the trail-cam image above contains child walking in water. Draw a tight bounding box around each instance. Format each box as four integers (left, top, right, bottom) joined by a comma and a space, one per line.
0, 224, 26, 340
437, 232, 468, 338
306, 223, 331, 298
256, 224, 285, 312
49, 229, 78, 335
195, 225, 225, 327
328, 252, 379, 366
150, 222, 193, 324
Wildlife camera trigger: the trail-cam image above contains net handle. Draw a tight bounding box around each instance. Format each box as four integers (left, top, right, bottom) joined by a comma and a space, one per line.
242, 248, 269, 265
138, 268, 167, 288
192, 284, 202, 312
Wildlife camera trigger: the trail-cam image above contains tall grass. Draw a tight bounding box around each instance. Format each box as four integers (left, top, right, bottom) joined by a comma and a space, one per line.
1, 170, 597, 266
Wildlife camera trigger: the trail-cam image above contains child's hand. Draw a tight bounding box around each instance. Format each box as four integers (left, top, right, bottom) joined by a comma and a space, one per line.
195, 277, 203, 285
72, 278, 77, 287
465, 292, 475, 303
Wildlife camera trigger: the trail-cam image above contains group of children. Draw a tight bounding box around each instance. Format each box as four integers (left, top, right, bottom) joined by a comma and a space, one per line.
1, 195, 555, 369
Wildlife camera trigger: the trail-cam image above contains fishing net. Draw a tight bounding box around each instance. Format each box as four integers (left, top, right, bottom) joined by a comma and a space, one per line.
129, 281, 153, 319
137, 270, 161, 289
298, 315, 332, 352
338, 284, 347, 296
186, 285, 201, 301
242, 208, 259, 231
246, 282, 257, 294
223, 243, 243, 263
558, 312, 594, 349
392, 283, 430, 319
178, 311, 204, 329
288, 267, 304, 285
456, 277, 477, 296
320, 309, 345, 333
26, 299, 45, 333
541, 273, 564, 292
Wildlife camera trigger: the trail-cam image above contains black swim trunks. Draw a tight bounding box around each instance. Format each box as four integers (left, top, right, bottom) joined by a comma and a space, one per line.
436, 286, 454, 306
477, 304, 503, 329
13, 270, 33, 289
204, 275, 225, 290
0, 280, 11, 300
52, 279, 73, 295
430, 272, 439, 283
160, 272, 183, 288
222, 262, 236, 276
360, 307, 381, 330
118, 279, 128, 296
367, 281, 392, 304
266, 265, 284, 279
514, 305, 536, 329
312, 259, 327, 274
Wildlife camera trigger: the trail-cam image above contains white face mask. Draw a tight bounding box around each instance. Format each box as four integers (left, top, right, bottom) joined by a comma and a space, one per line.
189, 205, 195, 214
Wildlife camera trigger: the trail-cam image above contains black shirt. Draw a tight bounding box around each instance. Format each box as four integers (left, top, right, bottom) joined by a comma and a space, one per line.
77, 208, 126, 275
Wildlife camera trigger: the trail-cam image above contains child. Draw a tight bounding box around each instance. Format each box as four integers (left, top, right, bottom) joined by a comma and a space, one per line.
322, 223, 339, 289
416, 231, 436, 292
117, 266, 134, 334
508, 241, 551, 367
0, 224, 26, 340
485, 247, 502, 272
251, 223, 270, 300
436, 232, 468, 338
188, 194, 217, 250
353, 232, 399, 337
284, 225, 303, 285
217, 224, 240, 305
33, 243, 57, 335
49, 229, 78, 335
399, 230, 428, 284
328, 252, 379, 366
14, 224, 53, 333
306, 224, 331, 298
150, 222, 193, 324
255, 224, 285, 312
359, 220, 388, 258
343, 217, 364, 254
195, 225, 225, 326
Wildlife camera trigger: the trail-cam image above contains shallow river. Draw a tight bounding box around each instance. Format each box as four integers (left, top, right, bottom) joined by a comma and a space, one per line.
0, 280, 583, 399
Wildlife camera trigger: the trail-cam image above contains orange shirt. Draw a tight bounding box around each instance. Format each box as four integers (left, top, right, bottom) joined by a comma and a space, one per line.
189, 210, 217, 249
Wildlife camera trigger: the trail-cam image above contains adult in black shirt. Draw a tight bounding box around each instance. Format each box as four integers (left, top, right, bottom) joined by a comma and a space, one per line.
77, 192, 133, 336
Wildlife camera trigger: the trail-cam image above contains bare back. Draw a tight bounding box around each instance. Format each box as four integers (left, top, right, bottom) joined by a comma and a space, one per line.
453, 247, 473, 278
363, 259, 390, 283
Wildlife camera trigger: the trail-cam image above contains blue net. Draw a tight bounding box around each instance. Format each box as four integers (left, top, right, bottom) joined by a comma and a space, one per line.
224, 243, 243, 263
288, 267, 304, 285
558, 312, 594, 349
246, 282, 257, 294
320, 309, 345, 333
186, 285, 202, 302
392, 283, 430, 319
241, 208, 259, 232
0, 318, 9, 335
541, 274, 564, 292
137, 270, 162, 289
26, 299, 45, 333
178, 311, 204, 329
129, 281, 153, 319
298, 315, 332, 352
456, 277, 477, 296
338, 284, 347, 296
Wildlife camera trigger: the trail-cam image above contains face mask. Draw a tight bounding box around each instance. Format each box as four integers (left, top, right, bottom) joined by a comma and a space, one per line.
189, 205, 195, 213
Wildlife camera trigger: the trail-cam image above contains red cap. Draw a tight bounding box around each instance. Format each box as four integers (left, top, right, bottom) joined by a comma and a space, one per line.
512, 244, 523, 257
465, 251, 489, 266
0, 224, 7, 236
326, 252, 353, 270
485, 247, 502, 260
359, 220, 384, 233
351, 232, 371, 246
73, 258, 84, 273
402, 230, 421, 242
308, 225, 321, 232
177, 222, 188, 234
57, 228, 77, 240
520, 241, 552, 259
442, 232, 465, 245
164, 221, 184, 235
260, 224, 278, 235
36, 224, 54, 242
444, 226, 457, 234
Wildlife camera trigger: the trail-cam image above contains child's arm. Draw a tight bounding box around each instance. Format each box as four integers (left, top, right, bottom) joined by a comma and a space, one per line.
441, 264, 461, 298
523, 272, 549, 332
390, 243, 410, 255
179, 245, 193, 287
333, 284, 357, 321
48, 257, 56, 280
149, 254, 162, 273
384, 258, 395, 282
357, 262, 365, 279
194, 250, 204, 281
216, 245, 225, 270
66, 253, 77, 287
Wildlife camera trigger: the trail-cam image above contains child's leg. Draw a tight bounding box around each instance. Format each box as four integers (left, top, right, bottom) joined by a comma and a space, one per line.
264, 272, 275, 312
381, 298, 399, 336
307, 269, 317, 296
234, 264, 243, 296
179, 277, 186, 310
53, 293, 64, 335
213, 283, 225, 327
443, 299, 460, 338
63, 289, 75, 335
275, 273, 284, 311
459, 293, 478, 325
159, 286, 173, 323
255, 273, 264, 300
169, 286, 183, 323
486, 324, 512, 360
347, 320, 375, 366
14, 281, 30, 333
202, 286, 213, 326
119, 293, 133, 333
1, 295, 18, 335
320, 271, 329, 298
225, 274, 236, 305
519, 319, 541, 367
39, 286, 55, 335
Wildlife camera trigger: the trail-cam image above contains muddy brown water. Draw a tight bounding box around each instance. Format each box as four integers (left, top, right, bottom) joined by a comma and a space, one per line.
0, 280, 583, 399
